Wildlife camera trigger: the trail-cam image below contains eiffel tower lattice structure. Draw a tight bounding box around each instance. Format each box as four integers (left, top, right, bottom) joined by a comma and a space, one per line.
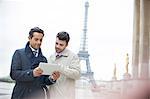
78, 1, 97, 87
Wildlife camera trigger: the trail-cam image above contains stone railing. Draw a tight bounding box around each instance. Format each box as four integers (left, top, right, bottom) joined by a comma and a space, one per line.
76, 78, 149, 99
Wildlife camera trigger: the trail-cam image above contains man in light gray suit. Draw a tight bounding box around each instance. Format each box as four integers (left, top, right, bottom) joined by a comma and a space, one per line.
48, 31, 81, 99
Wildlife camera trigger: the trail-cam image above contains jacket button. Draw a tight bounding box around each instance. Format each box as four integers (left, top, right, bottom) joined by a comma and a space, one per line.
27, 71, 30, 75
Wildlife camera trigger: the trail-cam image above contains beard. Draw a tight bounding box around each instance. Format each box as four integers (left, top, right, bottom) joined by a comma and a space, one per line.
55, 47, 64, 53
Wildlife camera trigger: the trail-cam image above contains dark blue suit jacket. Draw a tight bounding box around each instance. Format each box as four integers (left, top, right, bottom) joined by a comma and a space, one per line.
10, 42, 54, 99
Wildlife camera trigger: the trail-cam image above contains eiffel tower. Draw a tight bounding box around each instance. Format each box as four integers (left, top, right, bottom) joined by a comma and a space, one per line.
78, 1, 96, 87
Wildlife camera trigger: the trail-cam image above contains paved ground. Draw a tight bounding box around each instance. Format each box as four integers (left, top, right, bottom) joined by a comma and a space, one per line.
1, 80, 149, 99
0, 82, 121, 99
76, 87, 121, 99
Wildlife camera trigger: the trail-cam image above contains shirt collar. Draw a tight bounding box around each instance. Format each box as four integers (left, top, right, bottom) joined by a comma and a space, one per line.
29, 45, 39, 53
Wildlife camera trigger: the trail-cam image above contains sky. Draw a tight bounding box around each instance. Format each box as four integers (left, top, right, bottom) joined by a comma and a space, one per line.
0, 0, 133, 81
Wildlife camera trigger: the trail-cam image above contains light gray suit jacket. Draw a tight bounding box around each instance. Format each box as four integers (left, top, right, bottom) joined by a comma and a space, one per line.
48, 49, 81, 99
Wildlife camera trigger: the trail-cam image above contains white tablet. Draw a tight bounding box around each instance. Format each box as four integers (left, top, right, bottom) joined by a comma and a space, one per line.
39, 62, 60, 75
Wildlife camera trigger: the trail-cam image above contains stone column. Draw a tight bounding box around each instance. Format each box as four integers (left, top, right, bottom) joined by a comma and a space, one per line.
132, 0, 140, 79
138, 0, 149, 79
112, 63, 117, 81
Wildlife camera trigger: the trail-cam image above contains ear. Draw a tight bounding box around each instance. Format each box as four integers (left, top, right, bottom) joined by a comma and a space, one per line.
28, 36, 31, 40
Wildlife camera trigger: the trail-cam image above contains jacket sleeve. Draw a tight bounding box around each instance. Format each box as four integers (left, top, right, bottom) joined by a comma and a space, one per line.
42, 75, 56, 85
10, 50, 35, 82
59, 55, 81, 80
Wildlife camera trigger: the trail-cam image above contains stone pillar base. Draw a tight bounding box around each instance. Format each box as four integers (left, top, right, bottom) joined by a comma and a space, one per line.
123, 73, 131, 80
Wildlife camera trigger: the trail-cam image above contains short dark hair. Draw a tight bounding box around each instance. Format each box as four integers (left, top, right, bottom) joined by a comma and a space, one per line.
29, 27, 44, 38
56, 31, 70, 45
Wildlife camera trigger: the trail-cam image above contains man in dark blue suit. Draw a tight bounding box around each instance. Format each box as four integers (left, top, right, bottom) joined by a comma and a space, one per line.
10, 27, 60, 99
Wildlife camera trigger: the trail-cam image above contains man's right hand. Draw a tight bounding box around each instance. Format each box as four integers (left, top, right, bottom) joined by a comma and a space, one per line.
33, 67, 43, 77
